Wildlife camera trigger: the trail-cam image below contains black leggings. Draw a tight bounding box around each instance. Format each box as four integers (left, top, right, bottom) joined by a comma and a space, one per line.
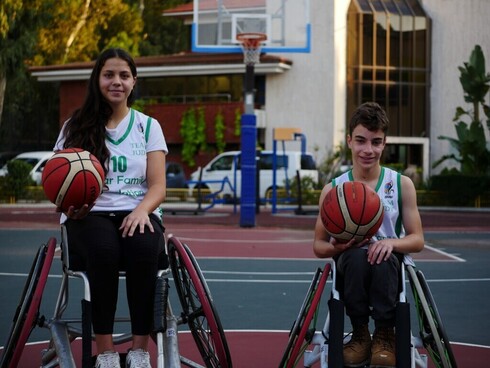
65, 212, 166, 335
335, 247, 401, 329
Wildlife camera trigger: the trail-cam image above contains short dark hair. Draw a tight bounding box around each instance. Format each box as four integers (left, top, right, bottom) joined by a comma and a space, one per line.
349, 102, 389, 136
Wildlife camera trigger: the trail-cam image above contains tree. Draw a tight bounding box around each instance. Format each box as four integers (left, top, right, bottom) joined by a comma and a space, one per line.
32, 0, 144, 65
138, 0, 190, 55
0, 0, 51, 129
0, 0, 190, 152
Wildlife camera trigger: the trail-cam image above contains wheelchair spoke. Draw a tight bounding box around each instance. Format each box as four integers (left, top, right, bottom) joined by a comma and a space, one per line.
279, 263, 330, 368
0, 238, 56, 368
168, 235, 232, 368
407, 265, 457, 368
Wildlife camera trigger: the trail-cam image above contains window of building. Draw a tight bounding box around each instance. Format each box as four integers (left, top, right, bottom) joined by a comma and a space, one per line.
137, 75, 244, 103
346, 0, 431, 139
137, 73, 266, 107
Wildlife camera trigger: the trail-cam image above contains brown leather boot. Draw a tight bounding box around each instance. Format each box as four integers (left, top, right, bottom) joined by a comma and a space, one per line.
343, 324, 371, 367
370, 327, 396, 367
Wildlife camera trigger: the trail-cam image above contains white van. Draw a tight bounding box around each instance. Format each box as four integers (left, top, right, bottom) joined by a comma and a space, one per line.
189, 150, 318, 199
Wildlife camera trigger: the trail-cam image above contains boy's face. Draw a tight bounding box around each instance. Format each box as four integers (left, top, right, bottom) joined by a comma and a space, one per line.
347, 124, 386, 170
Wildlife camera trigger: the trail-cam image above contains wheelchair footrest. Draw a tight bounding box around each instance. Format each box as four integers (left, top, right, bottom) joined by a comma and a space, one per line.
395, 301, 411, 368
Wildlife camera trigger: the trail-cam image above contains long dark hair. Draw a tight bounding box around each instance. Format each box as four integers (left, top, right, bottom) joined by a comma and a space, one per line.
62, 48, 137, 174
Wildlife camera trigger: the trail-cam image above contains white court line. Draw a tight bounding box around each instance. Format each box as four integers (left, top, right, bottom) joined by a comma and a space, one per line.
424, 244, 466, 262
1, 272, 489, 285
202, 277, 490, 284
176, 237, 311, 243
168, 228, 309, 233
174, 237, 466, 263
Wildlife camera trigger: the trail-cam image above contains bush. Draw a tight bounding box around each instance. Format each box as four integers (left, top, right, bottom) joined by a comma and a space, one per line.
287, 176, 320, 205
429, 174, 489, 206
2, 160, 35, 200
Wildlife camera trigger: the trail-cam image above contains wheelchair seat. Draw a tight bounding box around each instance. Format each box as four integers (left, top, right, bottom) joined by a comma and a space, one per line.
60, 223, 169, 273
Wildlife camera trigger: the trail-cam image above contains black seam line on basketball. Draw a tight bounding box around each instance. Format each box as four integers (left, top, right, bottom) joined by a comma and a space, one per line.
67, 148, 83, 163
324, 187, 345, 232
43, 160, 70, 183
74, 150, 89, 203
68, 153, 90, 206
348, 182, 361, 237
356, 183, 366, 232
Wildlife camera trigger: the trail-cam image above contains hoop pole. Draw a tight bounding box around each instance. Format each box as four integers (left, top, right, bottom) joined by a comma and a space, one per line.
244, 64, 255, 115
240, 113, 257, 228
239, 34, 263, 227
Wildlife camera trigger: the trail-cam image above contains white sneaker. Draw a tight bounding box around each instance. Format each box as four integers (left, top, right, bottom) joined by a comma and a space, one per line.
126, 349, 151, 368
95, 351, 121, 368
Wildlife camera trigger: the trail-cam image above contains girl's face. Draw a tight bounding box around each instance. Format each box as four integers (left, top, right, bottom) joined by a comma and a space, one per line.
347, 124, 386, 170
98, 57, 136, 108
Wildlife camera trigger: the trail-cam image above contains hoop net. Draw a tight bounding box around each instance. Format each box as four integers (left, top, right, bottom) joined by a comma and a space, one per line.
237, 33, 267, 66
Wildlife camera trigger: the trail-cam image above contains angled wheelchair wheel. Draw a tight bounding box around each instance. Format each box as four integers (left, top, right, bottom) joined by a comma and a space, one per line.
168, 235, 232, 368
407, 265, 458, 368
0, 238, 56, 368
279, 263, 330, 368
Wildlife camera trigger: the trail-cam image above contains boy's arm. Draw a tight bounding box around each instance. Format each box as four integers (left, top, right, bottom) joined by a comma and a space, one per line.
366, 175, 424, 265
398, 174, 425, 253
313, 184, 354, 258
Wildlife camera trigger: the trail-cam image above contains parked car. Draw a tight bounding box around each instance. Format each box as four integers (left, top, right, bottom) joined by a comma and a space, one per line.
0, 151, 20, 168
188, 150, 318, 199
166, 161, 188, 189
0, 151, 54, 185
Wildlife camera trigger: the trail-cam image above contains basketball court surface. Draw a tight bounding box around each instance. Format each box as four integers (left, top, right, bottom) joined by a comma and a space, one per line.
0, 204, 489, 367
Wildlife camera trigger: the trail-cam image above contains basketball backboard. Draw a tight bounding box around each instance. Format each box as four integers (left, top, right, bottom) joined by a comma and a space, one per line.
192, 0, 311, 53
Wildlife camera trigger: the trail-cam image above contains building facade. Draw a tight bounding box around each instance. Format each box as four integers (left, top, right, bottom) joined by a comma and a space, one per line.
31, 0, 490, 181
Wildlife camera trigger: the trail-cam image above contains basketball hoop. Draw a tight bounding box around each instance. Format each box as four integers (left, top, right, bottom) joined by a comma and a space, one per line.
236, 33, 267, 66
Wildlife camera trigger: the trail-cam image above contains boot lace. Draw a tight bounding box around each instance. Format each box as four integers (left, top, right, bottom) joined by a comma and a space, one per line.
374, 328, 395, 351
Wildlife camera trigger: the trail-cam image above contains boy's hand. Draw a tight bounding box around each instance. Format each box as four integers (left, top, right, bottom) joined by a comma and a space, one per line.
367, 240, 394, 264
331, 237, 368, 252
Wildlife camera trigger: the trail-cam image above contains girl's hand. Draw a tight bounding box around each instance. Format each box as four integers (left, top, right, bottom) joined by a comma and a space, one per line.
58, 204, 92, 220
331, 237, 353, 252
119, 208, 154, 238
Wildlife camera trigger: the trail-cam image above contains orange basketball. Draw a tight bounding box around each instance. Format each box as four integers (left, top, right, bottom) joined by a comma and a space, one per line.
320, 181, 384, 243
42, 148, 105, 211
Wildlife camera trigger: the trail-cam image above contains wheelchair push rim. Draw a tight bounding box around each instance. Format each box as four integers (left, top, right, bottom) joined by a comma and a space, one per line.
407, 265, 458, 368
0, 237, 56, 368
168, 235, 232, 368
279, 263, 331, 368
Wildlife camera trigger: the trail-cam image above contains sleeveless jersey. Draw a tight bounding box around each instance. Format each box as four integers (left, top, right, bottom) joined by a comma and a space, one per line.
55, 108, 168, 219
332, 167, 405, 242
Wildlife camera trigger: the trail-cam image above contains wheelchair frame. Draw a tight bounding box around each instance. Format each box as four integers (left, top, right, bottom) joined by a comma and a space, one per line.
279, 259, 458, 368
0, 229, 232, 368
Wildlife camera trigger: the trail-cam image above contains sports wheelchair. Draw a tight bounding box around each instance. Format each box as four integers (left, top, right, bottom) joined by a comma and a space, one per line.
280, 258, 458, 368
0, 225, 232, 368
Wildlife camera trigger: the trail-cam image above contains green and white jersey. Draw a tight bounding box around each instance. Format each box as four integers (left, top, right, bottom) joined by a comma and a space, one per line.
332, 167, 405, 242
55, 108, 168, 218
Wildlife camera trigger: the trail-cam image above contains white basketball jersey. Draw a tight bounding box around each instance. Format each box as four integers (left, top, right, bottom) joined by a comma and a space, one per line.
332, 167, 405, 241
55, 108, 168, 219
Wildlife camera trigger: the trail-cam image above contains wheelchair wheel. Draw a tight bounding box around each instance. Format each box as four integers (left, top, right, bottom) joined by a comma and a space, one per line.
167, 235, 232, 368
407, 265, 458, 368
279, 263, 330, 368
0, 238, 56, 368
